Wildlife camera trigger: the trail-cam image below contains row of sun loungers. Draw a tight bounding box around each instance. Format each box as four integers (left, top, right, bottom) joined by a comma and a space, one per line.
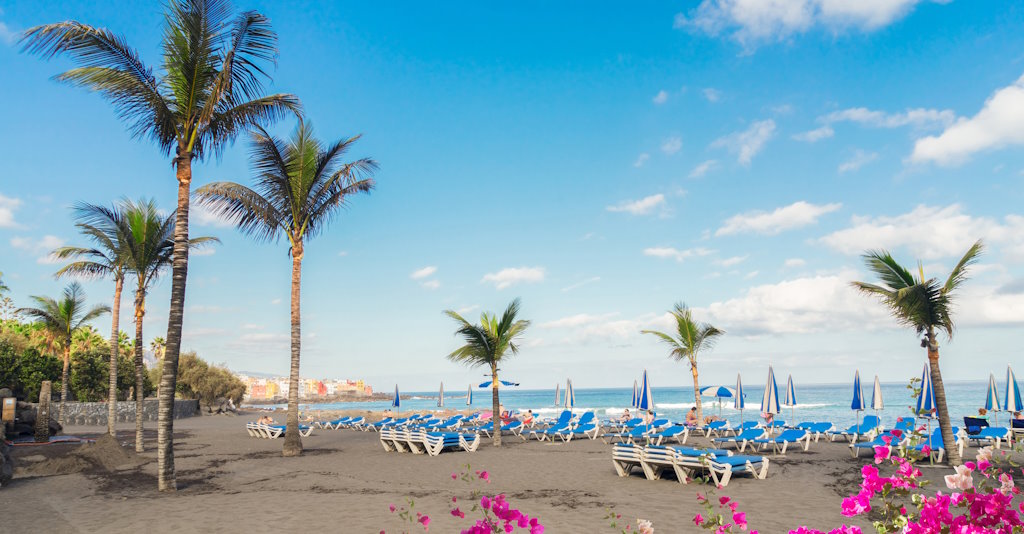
611, 443, 770, 487
245, 422, 314, 439
379, 428, 481, 456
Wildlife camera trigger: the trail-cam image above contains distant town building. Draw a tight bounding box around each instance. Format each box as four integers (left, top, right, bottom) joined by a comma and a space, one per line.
237, 374, 372, 401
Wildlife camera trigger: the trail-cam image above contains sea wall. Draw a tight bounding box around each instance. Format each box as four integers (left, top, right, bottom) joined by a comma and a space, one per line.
47, 399, 200, 426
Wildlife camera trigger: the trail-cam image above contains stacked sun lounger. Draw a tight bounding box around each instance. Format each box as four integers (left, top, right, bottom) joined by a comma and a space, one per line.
611, 443, 769, 487
379, 427, 480, 456
246, 422, 313, 439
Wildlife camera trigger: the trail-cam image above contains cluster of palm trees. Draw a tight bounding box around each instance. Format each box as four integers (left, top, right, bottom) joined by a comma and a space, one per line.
21, 0, 376, 488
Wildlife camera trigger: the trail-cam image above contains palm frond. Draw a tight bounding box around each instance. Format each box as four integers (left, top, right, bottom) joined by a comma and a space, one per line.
194, 181, 284, 243
200, 93, 301, 159
861, 250, 917, 290
943, 239, 983, 295
54, 260, 114, 280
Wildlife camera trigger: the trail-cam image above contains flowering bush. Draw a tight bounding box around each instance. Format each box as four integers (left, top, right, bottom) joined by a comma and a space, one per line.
384, 466, 544, 534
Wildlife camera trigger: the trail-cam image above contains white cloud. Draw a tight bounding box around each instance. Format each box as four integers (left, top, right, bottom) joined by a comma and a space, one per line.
561, 276, 600, 292
0, 8, 19, 46
410, 266, 438, 280
643, 246, 715, 262
270, 298, 282, 305
743, 270, 759, 279
689, 159, 717, 178
822, 107, 955, 129
717, 255, 748, 267
711, 120, 775, 165
0, 193, 22, 228
911, 74, 1024, 165
702, 88, 722, 102
191, 204, 234, 228
660, 136, 683, 155
191, 247, 216, 257
716, 201, 841, 236
540, 313, 618, 329
819, 204, 1024, 261
676, 0, 943, 48
11, 235, 65, 264
539, 311, 675, 346
456, 305, 480, 315
784, 258, 807, 268
337, 250, 349, 257
606, 194, 666, 216
420, 279, 441, 290
481, 266, 545, 290
837, 149, 878, 173
633, 153, 650, 168
652, 90, 669, 104
792, 125, 834, 142
699, 269, 892, 336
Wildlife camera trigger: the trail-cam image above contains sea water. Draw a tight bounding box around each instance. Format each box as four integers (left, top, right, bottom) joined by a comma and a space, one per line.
285, 381, 1016, 428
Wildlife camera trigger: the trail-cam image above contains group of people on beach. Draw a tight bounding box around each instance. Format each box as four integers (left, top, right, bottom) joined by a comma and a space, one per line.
976, 407, 1024, 421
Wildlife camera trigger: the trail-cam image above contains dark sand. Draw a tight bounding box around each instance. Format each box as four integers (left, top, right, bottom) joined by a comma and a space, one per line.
2, 413, 1017, 533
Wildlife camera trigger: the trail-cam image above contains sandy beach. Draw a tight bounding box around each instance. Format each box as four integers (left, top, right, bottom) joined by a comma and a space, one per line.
6, 412, 1017, 533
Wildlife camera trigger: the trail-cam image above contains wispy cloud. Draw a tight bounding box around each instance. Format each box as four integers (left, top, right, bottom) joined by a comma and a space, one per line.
633, 153, 650, 168
822, 107, 955, 129
716, 255, 748, 267
702, 88, 722, 102
711, 120, 775, 165
561, 276, 600, 292
716, 201, 841, 236
689, 159, 717, 178
191, 204, 234, 228
792, 125, 834, 143
0, 193, 22, 228
784, 258, 806, 268
838, 149, 878, 173
420, 279, 441, 290
410, 266, 437, 280
606, 194, 666, 216
10, 235, 65, 264
643, 246, 714, 262
0, 9, 20, 46
481, 266, 545, 290
660, 136, 683, 155
652, 90, 668, 104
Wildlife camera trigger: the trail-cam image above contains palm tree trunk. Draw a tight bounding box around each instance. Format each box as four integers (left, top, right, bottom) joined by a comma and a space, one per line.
107, 276, 123, 437
283, 246, 303, 457
158, 153, 192, 492
927, 329, 961, 466
691, 363, 704, 428
133, 289, 146, 452
59, 342, 70, 426
491, 363, 501, 447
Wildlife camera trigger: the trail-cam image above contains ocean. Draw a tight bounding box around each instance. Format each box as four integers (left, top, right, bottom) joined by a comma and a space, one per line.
280, 380, 1019, 428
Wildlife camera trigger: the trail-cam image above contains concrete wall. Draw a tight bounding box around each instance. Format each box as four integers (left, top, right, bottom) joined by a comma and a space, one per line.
53, 399, 200, 426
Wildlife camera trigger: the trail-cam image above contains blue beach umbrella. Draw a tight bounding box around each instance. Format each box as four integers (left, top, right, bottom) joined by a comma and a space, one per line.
466, 384, 473, 406
851, 370, 866, 426
1006, 366, 1023, 414
700, 385, 735, 417
479, 379, 520, 388
761, 366, 781, 430
735, 374, 746, 423
565, 379, 575, 410
554, 383, 561, 406
916, 364, 935, 417
392, 384, 401, 411
984, 373, 1001, 424
438, 382, 445, 408
637, 370, 654, 412
632, 380, 639, 409
783, 375, 797, 421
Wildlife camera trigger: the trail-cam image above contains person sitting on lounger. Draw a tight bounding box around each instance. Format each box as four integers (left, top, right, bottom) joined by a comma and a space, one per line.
762, 412, 774, 425
685, 407, 698, 426
257, 415, 274, 425
703, 415, 720, 425
977, 408, 989, 420
618, 408, 632, 423
1014, 411, 1023, 421
522, 410, 534, 426
642, 409, 654, 425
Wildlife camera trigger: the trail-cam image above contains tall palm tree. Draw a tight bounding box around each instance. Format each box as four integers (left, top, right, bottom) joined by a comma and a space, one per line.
118, 198, 217, 451
444, 299, 531, 447
18, 283, 110, 424
53, 202, 131, 437
150, 337, 166, 361
852, 240, 983, 467
22, 0, 300, 490
641, 303, 724, 428
195, 121, 375, 456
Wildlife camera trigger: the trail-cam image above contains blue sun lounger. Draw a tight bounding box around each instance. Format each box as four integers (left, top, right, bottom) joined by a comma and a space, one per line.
702, 420, 730, 437
650, 425, 690, 446
639, 445, 733, 484
601, 424, 653, 444
712, 428, 765, 452
611, 443, 644, 477
752, 429, 811, 454
315, 416, 351, 429
850, 431, 900, 458
909, 426, 964, 463
364, 417, 395, 431
966, 427, 1011, 449
826, 415, 881, 442
639, 445, 766, 487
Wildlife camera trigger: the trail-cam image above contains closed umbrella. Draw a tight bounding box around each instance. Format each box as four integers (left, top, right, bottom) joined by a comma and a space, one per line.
916, 364, 935, 417
851, 370, 866, 427
870, 375, 884, 422
466, 384, 473, 406
637, 370, 653, 412
735, 374, 746, 424
438, 382, 445, 408
554, 383, 560, 406
783, 375, 797, 422
632, 380, 639, 409
761, 365, 781, 433
1006, 366, 1023, 414
392, 384, 401, 411
565, 379, 575, 410
984, 373, 1001, 424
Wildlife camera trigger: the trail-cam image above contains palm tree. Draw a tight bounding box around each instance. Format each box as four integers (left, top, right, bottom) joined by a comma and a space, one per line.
22, 0, 300, 490
641, 303, 724, 428
18, 283, 110, 424
150, 337, 166, 361
852, 240, 983, 466
444, 299, 531, 447
195, 121, 375, 456
53, 202, 131, 437
118, 198, 217, 451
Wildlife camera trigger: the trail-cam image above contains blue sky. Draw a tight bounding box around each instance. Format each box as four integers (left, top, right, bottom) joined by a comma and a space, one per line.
3, 1, 1024, 392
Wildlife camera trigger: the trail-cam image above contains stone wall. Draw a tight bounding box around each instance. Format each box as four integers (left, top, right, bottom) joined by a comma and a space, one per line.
48, 399, 200, 426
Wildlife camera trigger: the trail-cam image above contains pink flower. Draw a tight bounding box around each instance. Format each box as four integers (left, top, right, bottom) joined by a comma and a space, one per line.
944, 464, 974, 491
451, 473, 458, 480
873, 446, 891, 464
388, 504, 396, 513
636, 519, 654, 534
417, 513, 430, 531
733, 512, 748, 530
478, 471, 490, 482
976, 446, 994, 463
890, 429, 903, 438
693, 513, 704, 526
920, 445, 931, 455
999, 473, 1015, 495
451, 508, 465, 518
481, 496, 491, 509
719, 496, 731, 506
